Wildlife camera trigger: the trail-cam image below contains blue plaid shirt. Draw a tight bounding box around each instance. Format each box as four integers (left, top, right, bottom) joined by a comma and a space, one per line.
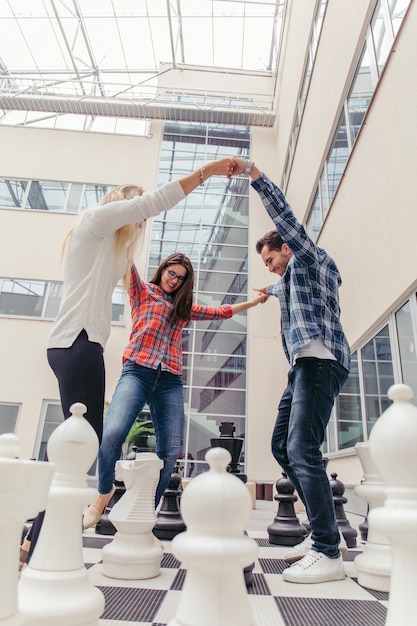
252, 173, 350, 372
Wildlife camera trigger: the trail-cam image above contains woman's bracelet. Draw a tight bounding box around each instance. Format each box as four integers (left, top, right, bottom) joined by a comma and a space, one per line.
200, 167, 205, 186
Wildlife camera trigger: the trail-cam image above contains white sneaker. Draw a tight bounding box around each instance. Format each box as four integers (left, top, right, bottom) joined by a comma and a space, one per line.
284, 535, 313, 563
284, 533, 347, 564
282, 549, 345, 584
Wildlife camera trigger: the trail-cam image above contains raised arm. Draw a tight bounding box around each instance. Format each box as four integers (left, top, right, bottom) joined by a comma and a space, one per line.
230, 290, 269, 315
178, 158, 235, 195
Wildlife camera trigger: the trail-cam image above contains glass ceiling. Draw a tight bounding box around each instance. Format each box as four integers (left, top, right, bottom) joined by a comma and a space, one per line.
0, 0, 286, 131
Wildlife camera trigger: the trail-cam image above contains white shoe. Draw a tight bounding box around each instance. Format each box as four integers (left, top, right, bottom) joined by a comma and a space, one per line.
284, 533, 347, 564
282, 549, 345, 584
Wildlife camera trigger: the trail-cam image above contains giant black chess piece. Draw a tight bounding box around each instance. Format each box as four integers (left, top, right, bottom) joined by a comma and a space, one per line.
153, 468, 187, 540
267, 472, 307, 546
330, 472, 357, 548
210, 421, 247, 482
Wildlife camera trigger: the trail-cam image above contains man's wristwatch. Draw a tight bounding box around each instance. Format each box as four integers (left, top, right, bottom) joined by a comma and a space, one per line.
244, 160, 254, 175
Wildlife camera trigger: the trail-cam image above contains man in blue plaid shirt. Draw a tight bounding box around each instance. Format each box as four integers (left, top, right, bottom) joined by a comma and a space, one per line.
232, 157, 351, 584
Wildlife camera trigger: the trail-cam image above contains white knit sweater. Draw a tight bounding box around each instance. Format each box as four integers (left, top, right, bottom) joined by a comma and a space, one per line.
47, 180, 185, 349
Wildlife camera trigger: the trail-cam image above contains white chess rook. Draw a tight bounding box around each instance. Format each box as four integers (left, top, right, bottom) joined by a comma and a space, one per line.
18, 403, 105, 626
102, 452, 164, 580
354, 442, 391, 592
168, 447, 258, 626
368, 384, 417, 626
0, 433, 54, 626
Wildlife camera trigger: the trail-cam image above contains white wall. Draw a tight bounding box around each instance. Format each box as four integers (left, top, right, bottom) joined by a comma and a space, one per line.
0, 123, 164, 458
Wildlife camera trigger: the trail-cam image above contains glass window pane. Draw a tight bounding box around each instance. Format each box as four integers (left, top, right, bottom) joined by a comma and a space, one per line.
395, 299, 417, 398
363, 361, 378, 395
371, 0, 392, 75
347, 43, 374, 145
336, 393, 362, 422
38, 403, 64, 462
0, 279, 47, 317
388, 0, 412, 36
184, 351, 246, 389
25, 181, 68, 212
190, 387, 246, 415
0, 179, 27, 208
0, 403, 20, 434
338, 420, 364, 450
112, 286, 127, 322
327, 109, 349, 204
81, 184, 111, 211
66, 183, 84, 213
306, 189, 321, 242
361, 325, 394, 435
44, 282, 63, 318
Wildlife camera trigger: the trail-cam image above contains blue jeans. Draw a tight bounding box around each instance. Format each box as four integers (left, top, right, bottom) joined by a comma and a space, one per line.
98, 361, 185, 507
271, 358, 349, 558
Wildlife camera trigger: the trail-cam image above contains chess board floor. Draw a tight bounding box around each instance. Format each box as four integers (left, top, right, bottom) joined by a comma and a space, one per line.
81, 502, 389, 626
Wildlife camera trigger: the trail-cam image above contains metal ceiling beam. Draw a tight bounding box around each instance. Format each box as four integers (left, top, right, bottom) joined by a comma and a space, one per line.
0, 93, 275, 127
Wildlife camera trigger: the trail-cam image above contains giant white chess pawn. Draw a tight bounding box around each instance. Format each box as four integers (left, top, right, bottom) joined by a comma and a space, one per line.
18, 403, 105, 626
102, 451, 164, 579
0, 433, 54, 626
354, 442, 391, 591
368, 384, 417, 626
168, 447, 258, 626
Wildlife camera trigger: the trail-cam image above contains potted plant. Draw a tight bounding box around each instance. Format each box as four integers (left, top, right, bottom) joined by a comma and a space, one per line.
125, 419, 155, 453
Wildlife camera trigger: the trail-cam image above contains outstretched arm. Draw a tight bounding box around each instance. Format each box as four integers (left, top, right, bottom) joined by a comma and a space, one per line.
179, 158, 235, 196
230, 289, 269, 316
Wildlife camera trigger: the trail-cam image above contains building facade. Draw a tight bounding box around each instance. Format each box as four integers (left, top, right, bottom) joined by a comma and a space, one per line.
0, 0, 416, 487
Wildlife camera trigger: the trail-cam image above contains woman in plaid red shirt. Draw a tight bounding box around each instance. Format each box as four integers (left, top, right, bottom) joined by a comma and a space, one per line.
84, 252, 267, 527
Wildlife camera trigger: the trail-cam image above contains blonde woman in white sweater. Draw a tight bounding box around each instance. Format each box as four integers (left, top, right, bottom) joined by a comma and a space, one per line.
21, 158, 235, 568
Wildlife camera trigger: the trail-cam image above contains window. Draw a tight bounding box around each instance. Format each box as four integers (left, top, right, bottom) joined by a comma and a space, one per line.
395, 299, 417, 398
37, 403, 64, 462
0, 178, 111, 214
347, 44, 375, 146
327, 292, 417, 455
306, 0, 411, 238
0, 278, 126, 323
283, 0, 328, 189
0, 403, 20, 435
149, 121, 250, 476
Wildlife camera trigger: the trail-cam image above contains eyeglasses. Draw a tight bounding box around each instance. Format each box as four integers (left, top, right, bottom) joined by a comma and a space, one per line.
166, 268, 186, 283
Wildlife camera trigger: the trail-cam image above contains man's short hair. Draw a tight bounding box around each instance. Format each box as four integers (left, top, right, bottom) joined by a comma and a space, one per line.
256, 230, 284, 254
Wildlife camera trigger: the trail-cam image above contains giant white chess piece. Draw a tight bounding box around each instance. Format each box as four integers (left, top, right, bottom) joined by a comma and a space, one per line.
368, 384, 417, 626
168, 447, 258, 626
102, 451, 164, 579
18, 403, 105, 626
0, 433, 54, 626
354, 442, 391, 591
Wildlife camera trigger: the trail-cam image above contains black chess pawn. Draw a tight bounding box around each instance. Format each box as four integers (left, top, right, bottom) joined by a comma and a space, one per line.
210, 421, 247, 483
153, 470, 186, 540
330, 472, 357, 548
267, 472, 307, 546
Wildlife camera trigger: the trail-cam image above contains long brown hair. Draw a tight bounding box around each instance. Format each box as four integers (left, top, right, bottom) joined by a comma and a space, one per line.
149, 253, 194, 323
62, 184, 145, 290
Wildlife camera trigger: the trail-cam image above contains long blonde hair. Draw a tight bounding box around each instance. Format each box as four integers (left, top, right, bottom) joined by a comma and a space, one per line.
62, 184, 146, 289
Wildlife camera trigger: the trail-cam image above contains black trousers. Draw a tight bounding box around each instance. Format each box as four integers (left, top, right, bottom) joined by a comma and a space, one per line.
26, 330, 105, 563
47, 329, 105, 442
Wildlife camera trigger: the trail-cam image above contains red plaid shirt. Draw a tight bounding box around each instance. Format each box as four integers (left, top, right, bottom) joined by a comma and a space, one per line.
123, 265, 233, 374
